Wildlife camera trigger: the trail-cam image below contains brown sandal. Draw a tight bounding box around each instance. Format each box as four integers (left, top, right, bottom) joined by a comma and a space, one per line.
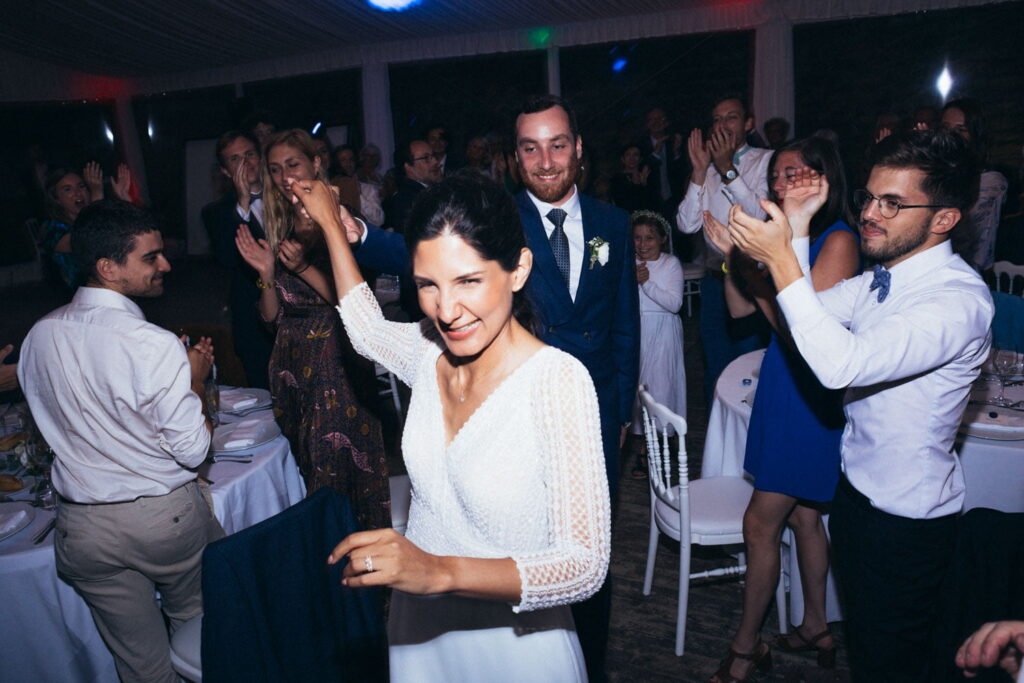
709, 638, 772, 683
774, 627, 836, 668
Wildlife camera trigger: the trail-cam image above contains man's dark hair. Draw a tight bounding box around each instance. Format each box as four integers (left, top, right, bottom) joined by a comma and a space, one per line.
712, 93, 751, 120
215, 130, 259, 168
72, 199, 159, 282
515, 94, 580, 141
870, 128, 980, 212
393, 140, 425, 176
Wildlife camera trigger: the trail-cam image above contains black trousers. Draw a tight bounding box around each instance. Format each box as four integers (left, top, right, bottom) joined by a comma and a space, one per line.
829, 476, 957, 683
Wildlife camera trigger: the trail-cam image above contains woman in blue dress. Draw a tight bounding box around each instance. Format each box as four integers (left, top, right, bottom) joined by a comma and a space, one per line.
704, 134, 859, 682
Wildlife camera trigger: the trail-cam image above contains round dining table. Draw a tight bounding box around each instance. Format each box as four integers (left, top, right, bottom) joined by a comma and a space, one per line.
700, 349, 1024, 627
0, 405, 306, 683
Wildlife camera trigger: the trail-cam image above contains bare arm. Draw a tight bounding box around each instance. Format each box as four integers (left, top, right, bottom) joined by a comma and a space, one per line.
286, 178, 367, 299
0, 344, 17, 392
278, 239, 335, 303
235, 225, 280, 323
704, 210, 757, 318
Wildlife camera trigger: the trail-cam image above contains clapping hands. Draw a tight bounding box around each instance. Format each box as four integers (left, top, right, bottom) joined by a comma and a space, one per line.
780, 168, 828, 239
703, 210, 734, 257
726, 201, 793, 267
235, 225, 275, 282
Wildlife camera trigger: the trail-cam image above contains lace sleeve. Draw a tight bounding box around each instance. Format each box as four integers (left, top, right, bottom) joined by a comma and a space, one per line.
336, 282, 439, 387
512, 353, 611, 612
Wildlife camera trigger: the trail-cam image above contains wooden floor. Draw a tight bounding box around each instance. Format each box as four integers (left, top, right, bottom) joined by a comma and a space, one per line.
3, 258, 852, 682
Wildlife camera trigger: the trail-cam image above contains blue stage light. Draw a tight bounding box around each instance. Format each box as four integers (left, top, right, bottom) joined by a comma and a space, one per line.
612, 58, 627, 72
311, 122, 322, 135
367, 0, 421, 11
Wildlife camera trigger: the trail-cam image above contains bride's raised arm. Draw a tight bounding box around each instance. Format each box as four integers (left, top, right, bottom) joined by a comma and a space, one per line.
287, 178, 431, 386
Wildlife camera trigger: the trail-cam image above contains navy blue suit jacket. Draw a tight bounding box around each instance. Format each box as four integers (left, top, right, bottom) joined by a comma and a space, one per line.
354, 190, 640, 483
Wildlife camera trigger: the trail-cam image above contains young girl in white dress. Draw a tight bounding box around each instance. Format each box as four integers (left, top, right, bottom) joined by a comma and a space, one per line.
289, 173, 611, 683
630, 211, 686, 476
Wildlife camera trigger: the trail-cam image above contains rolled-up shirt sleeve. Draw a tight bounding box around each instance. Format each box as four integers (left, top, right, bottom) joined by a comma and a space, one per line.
147, 340, 211, 467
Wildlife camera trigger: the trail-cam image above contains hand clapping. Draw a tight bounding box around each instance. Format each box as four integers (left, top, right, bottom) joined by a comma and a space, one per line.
726, 200, 793, 267
781, 168, 828, 238
235, 225, 275, 282
703, 210, 734, 257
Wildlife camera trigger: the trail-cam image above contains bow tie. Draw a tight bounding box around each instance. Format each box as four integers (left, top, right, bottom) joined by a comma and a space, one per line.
869, 264, 891, 303
250, 192, 263, 202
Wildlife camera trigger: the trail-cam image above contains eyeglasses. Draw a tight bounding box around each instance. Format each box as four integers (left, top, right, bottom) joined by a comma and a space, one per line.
410, 154, 436, 164
853, 189, 947, 219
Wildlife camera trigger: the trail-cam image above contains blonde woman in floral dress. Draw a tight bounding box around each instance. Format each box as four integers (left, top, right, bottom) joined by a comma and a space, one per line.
235, 129, 389, 531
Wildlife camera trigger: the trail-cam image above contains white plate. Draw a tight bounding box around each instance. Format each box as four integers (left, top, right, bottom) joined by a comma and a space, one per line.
218, 387, 272, 415
0, 502, 37, 542
210, 418, 281, 453
961, 401, 1024, 441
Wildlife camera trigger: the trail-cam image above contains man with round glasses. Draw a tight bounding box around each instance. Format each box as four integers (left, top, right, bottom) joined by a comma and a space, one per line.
724, 128, 993, 682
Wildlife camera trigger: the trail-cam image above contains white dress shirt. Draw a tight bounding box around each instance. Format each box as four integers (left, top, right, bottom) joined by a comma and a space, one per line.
18, 287, 210, 504
526, 186, 584, 301
236, 194, 265, 227
776, 239, 994, 518
676, 145, 773, 267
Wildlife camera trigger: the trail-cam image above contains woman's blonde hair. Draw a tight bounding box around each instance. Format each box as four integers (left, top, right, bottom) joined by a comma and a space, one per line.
260, 128, 328, 251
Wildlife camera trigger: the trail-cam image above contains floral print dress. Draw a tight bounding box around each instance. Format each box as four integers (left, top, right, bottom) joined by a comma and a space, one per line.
268, 247, 390, 530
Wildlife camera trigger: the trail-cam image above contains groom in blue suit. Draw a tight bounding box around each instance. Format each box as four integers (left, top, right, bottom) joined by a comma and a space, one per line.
354, 97, 639, 494
352, 95, 637, 681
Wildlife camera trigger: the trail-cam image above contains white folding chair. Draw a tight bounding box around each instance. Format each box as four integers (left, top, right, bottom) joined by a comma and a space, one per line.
374, 362, 404, 431
681, 263, 705, 317
993, 261, 1024, 295
638, 386, 786, 655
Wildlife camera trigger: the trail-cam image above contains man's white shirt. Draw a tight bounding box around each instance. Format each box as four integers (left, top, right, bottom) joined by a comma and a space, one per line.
777, 239, 994, 518
19, 287, 210, 504
527, 186, 585, 301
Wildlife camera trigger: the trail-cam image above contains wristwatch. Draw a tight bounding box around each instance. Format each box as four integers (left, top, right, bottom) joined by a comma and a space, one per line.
721, 167, 738, 184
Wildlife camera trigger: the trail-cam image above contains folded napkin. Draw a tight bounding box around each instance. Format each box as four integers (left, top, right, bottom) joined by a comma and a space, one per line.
0, 507, 28, 537
219, 389, 261, 412
222, 419, 263, 450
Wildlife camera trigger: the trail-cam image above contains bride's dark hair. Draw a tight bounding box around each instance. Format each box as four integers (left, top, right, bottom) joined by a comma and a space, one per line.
405, 172, 539, 335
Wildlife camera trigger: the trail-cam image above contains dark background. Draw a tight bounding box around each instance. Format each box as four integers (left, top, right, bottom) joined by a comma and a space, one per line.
2, 2, 1022, 256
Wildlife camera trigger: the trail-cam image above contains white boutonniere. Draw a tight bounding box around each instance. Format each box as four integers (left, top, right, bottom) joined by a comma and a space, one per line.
588, 237, 609, 270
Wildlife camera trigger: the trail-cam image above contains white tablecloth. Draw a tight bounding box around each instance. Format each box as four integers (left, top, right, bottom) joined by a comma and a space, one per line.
701, 350, 841, 625
0, 409, 305, 683
701, 349, 763, 479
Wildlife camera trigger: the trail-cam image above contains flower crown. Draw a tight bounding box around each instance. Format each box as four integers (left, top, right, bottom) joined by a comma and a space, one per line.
629, 210, 671, 238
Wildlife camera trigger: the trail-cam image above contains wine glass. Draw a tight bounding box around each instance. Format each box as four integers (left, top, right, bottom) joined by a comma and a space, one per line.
993, 347, 1017, 405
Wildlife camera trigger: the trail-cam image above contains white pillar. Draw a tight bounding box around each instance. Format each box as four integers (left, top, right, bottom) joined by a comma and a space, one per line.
114, 92, 150, 203
752, 19, 795, 138
362, 62, 395, 173
546, 46, 561, 96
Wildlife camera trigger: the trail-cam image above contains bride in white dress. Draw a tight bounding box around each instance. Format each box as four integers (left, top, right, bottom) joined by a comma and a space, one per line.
289, 173, 611, 683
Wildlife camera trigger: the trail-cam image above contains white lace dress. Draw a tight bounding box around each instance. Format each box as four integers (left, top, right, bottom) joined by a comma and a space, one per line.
337, 283, 611, 683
